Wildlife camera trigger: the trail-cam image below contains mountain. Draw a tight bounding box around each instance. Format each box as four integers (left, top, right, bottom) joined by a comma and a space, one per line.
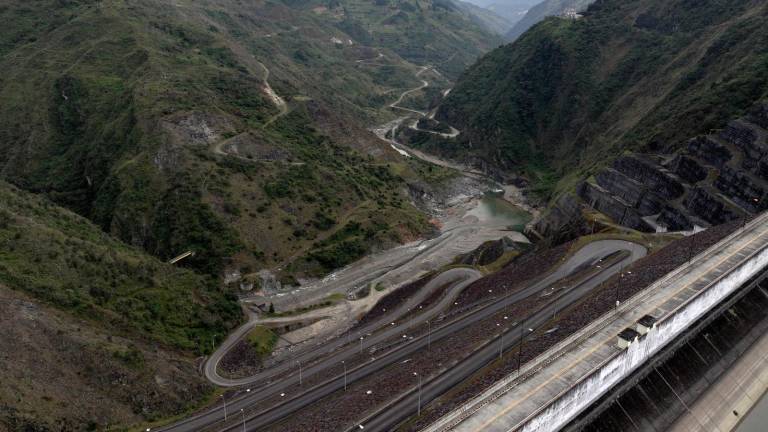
0, 0, 498, 282
429, 0, 768, 232
505, 0, 595, 41
452, 0, 516, 35
0, 180, 240, 429
486, 0, 540, 24
0, 1, 498, 427
460, 0, 539, 25
426, 0, 768, 240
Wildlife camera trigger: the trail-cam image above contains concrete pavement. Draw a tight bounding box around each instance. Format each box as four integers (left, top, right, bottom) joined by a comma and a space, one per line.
435, 214, 768, 432
160, 241, 643, 432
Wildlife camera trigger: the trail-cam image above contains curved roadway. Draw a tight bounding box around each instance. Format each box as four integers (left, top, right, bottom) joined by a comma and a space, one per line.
352, 241, 646, 431
205, 267, 483, 387
160, 240, 645, 432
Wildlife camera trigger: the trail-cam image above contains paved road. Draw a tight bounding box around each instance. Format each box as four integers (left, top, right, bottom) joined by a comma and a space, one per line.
350, 241, 646, 432
439, 215, 768, 432
205, 267, 483, 387
161, 268, 480, 432
159, 240, 644, 432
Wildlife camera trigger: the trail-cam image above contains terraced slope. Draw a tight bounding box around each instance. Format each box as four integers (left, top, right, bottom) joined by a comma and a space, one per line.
434, 0, 768, 192
540, 104, 768, 239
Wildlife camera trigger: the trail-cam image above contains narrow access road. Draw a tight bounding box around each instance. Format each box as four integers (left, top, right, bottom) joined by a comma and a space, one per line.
389, 66, 430, 117
408, 117, 460, 139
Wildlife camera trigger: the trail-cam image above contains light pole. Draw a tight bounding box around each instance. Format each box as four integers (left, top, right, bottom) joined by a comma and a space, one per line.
413, 372, 422, 416
615, 270, 630, 310
427, 320, 431, 350
517, 322, 524, 374
240, 408, 246, 432
221, 394, 228, 422
297, 360, 302, 386
688, 228, 697, 262
360, 336, 364, 354
517, 326, 533, 375
497, 323, 503, 360
343, 361, 347, 391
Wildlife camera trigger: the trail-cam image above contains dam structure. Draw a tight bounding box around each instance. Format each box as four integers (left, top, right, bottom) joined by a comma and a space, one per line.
427, 213, 768, 432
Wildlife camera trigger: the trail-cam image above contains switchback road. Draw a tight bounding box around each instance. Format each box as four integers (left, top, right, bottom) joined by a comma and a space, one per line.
160, 240, 645, 432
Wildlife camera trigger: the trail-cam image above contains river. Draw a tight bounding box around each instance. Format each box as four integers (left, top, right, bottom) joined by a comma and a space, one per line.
466, 192, 532, 231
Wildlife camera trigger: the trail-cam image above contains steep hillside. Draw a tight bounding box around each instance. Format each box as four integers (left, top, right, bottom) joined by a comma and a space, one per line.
464, 0, 538, 24
0, 0, 495, 281
505, 0, 594, 40
0, 181, 240, 351
317, 0, 503, 78
435, 0, 768, 194
452, 0, 515, 35
0, 180, 239, 429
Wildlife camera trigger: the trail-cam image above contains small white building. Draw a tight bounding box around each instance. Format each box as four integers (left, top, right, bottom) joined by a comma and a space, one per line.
617, 328, 640, 349
635, 314, 658, 335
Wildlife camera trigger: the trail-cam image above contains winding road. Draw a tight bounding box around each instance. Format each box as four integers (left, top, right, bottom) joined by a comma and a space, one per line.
205, 268, 483, 388
159, 54, 640, 432
159, 240, 646, 432
353, 241, 646, 432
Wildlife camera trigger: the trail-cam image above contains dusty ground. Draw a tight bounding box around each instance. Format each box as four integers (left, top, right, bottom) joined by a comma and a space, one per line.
0, 285, 212, 432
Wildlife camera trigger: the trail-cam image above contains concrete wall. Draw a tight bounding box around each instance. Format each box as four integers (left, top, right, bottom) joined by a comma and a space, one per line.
518, 243, 768, 432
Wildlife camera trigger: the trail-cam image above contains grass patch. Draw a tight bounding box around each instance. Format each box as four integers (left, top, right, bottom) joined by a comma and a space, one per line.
246, 325, 278, 357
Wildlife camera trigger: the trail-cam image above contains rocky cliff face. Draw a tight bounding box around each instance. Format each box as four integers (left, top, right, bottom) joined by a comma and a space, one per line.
535, 104, 768, 237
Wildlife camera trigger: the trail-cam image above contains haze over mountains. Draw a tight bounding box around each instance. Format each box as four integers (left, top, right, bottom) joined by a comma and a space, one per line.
460, 0, 538, 25
0, 0, 497, 428
2, 0, 768, 430
505, 0, 594, 40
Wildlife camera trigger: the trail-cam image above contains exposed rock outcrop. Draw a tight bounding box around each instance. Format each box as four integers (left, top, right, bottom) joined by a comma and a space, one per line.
714, 166, 766, 213
612, 156, 684, 200
684, 187, 739, 226
656, 206, 693, 231
670, 155, 708, 184
577, 182, 653, 232
533, 193, 586, 244
457, 237, 527, 266
537, 103, 768, 237
687, 136, 732, 169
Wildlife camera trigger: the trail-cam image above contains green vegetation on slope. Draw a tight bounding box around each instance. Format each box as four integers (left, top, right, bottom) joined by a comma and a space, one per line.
505, 0, 595, 41
437, 0, 768, 198
0, 181, 241, 352
0, 0, 492, 280
246, 325, 278, 357
317, 0, 503, 78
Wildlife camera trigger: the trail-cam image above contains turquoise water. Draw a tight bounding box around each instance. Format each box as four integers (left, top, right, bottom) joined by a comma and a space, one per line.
467, 192, 531, 231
